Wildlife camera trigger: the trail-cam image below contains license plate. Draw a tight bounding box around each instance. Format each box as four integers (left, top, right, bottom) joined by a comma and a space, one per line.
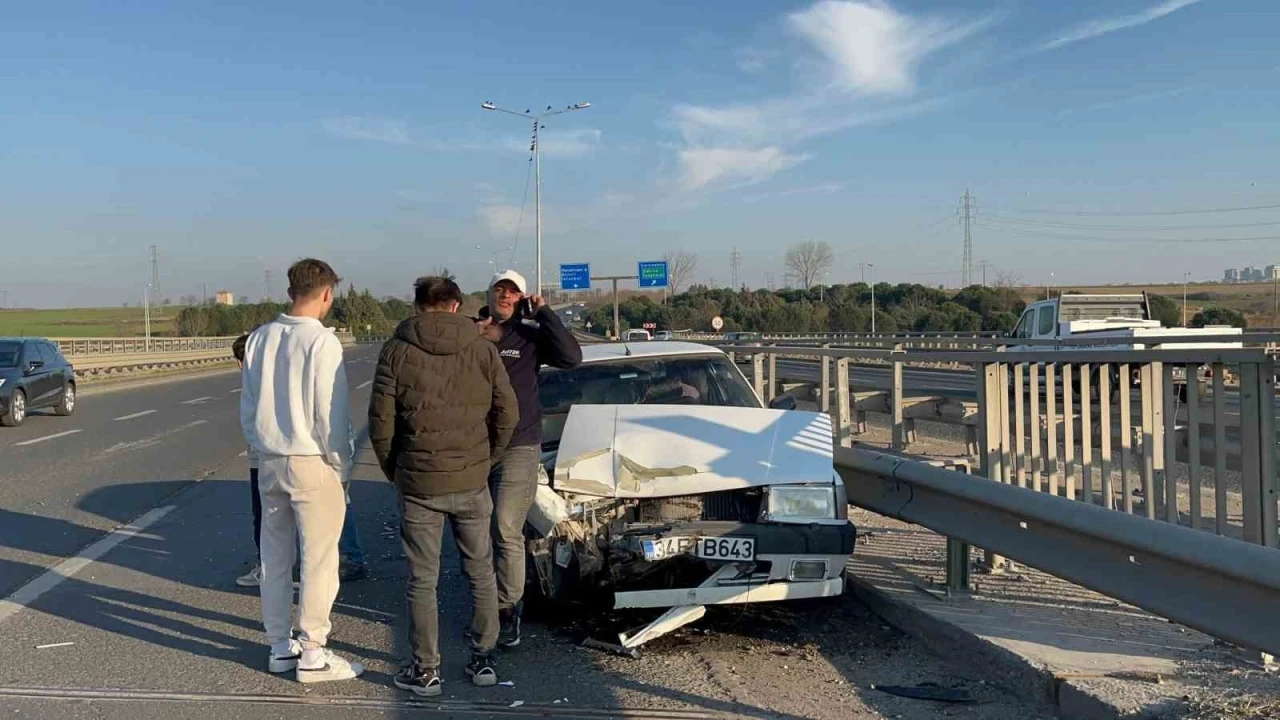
641, 536, 755, 562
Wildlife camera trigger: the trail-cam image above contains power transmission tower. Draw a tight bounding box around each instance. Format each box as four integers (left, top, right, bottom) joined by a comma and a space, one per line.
730, 248, 742, 290
961, 190, 973, 287
149, 245, 160, 296
263, 270, 272, 302
981, 259, 987, 287
765, 273, 776, 291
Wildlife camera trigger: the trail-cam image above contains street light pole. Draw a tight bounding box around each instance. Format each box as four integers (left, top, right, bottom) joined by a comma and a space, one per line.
481, 100, 591, 297
860, 263, 875, 334
1182, 271, 1190, 327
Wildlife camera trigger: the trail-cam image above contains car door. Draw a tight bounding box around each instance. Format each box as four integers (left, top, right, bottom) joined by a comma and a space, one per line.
43, 342, 70, 398
27, 342, 58, 406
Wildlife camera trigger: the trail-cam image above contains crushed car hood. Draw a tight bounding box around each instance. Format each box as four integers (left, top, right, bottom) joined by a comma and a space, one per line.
552, 405, 834, 498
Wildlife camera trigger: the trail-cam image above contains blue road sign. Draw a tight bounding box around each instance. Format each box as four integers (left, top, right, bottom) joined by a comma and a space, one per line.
560, 263, 591, 291
638, 260, 669, 288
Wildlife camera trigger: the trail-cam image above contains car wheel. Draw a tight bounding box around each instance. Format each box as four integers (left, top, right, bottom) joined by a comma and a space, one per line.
55, 383, 76, 416
2, 389, 26, 427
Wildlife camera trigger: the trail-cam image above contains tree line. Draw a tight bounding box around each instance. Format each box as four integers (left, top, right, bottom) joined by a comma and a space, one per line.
583, 283, 1248, 336
173, 285, 424, 337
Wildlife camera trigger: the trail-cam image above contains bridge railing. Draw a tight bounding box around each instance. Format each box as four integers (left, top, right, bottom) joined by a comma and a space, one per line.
51, 331, 357, 357
684, 330, 1280, 352
726, 342, 1279, 553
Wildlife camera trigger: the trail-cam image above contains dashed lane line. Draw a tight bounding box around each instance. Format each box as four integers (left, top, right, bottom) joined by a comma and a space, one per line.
180, 396, 214, 405
113, 410, 157, 421
12, 429, 83, 447
0, 505, 176, 624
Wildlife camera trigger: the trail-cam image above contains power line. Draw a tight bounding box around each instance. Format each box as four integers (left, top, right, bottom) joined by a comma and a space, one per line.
506, 145, 536, 267
978, 212, 1280, 231
980, 201, 1280, 217
979, 224, 1280, 244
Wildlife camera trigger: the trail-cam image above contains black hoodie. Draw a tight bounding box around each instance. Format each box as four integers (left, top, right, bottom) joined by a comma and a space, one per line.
476, 304, 582, 448
368, 311, 518, 497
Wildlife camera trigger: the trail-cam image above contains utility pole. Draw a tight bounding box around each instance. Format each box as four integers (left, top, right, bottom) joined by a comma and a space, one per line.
1182, 271, 1191, 327
149, 245, 160, 299
860, 262, 876, 333
263, 270, 272, 302
730, 247, 742, 290
1273, 271, 1278, 325
981, 260, 987, 287
962, 190, 973, 288
202, 283, 208, 306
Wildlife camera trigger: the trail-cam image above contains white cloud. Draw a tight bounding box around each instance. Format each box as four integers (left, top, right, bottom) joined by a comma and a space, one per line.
1041, 0, 1202, 52
677, 147, 809, 191
477, 204, 524, 237
786, 0, 990, 96
323, 116, 411, 145
668, 1, 988, 194
505, 128, 603, 158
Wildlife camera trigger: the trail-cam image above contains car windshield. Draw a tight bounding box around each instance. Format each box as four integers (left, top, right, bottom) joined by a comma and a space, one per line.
0, 343, 20, 368
539, 355, 760, 416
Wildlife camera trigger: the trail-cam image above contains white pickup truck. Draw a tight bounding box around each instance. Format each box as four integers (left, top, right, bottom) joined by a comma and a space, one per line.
1009, 293, 1243, 399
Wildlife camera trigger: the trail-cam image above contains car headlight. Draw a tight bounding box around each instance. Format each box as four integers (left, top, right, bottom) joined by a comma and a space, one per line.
763, 485, 836, 522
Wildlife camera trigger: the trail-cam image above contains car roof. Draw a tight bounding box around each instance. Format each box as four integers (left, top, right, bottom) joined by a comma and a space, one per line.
578, 341, 725, 364
0, 337, 43, 344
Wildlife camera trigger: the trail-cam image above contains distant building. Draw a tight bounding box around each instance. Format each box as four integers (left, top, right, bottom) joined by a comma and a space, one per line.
1267, 264, 1280, 280
1224, 269, 1239, 283
215, 290, 235, 306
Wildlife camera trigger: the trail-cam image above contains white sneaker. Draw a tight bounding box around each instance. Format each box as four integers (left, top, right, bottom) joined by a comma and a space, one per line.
236, 564, 262, 588
296, 649, 365, 684
268, 640, 303, 673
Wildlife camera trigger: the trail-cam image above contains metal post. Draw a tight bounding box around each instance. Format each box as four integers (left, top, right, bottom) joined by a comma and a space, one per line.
612, 278, 620, 339
1239, 361, 1278, 548
534, 119, 542, 296
835, 358, 852, 448
891, 357, 905, 450
945, 538, 971, 595
752, 354, 766, 401
767, 348, 777, 402
820, 344, 832, 413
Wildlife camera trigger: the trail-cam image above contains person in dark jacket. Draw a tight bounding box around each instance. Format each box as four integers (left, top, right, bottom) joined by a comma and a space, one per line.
476, 269, 582, 648
369, 276, 518, 697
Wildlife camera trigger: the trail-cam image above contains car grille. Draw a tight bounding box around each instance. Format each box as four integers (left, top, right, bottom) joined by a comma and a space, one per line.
635, 489, 762, 524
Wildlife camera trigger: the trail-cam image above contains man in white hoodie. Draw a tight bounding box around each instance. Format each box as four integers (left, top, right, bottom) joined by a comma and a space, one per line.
239, 258, 364, 683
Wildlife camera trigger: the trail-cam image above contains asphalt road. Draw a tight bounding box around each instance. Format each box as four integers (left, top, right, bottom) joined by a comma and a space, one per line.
0, 344, 1053, 719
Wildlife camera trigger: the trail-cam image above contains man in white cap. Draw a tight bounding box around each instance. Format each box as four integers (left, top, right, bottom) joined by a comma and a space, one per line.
476, 269, 581, 647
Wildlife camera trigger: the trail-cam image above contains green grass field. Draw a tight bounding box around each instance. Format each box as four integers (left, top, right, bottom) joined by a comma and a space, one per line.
0, 307, 177, 338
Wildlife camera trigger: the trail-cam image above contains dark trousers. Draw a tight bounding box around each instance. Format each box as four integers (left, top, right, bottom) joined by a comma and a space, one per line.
250, 468, 262, 553
400, 486, 499, 670
487, 445, 540, 613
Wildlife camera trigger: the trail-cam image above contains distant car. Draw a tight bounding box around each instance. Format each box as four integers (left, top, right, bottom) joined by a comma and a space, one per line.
723, 331, 763, 361
0, 338, 77, 427
621, 329, 652, 342
653, 331, 674, 341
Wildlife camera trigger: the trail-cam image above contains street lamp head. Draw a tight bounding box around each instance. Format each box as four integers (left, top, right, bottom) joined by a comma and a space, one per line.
481, 102, 496, 110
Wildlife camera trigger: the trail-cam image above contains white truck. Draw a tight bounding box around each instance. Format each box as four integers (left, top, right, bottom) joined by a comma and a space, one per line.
1008, 293, 1243, 399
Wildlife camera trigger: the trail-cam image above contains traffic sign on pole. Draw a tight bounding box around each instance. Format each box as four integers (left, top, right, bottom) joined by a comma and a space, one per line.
560, 263, 591, 291
638, 261, 669, 288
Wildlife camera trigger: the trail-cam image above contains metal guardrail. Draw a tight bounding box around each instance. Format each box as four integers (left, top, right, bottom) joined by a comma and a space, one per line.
837, 445, 1280, 656
683, 330, 1280, 352
52, 332, 357, 357
52, 336, 240, 356
727, 343, 1279, 550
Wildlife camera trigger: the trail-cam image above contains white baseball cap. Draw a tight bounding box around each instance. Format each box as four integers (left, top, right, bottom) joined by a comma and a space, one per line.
490, 269, 527, 294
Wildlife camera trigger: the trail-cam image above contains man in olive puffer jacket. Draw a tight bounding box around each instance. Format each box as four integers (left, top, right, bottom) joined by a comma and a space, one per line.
368, 275, 517, 696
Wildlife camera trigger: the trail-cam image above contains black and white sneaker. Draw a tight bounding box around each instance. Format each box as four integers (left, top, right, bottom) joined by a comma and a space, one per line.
498, 606, 521, 648
295, 649, 365, 684
394, 664, 442, 697
465, 653, 497, 687
267, 639, 302, 673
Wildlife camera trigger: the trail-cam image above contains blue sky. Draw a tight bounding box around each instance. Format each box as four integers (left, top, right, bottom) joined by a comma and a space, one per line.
2, 0, 1278, 307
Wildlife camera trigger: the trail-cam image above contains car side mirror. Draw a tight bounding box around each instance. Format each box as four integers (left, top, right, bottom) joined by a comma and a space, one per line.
768, 394, 797, 411
26, 360, 44, 373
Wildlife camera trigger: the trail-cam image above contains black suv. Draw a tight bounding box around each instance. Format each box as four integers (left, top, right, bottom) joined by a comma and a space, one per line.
0, 338, 77, 427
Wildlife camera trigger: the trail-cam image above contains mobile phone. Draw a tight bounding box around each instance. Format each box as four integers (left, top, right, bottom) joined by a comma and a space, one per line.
520, 297, 535, 318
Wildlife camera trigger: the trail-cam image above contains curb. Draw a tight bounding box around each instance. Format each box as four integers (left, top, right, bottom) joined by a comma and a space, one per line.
846, 572, 1134, 719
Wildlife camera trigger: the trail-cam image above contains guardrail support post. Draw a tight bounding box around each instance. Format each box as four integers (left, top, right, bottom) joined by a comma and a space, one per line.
767, 347, 778, 402
976, 360, 1009, 574
835, 358, 852, 448
945, 538, 971, 595
892, 355, 905, 451
820, 344, 832, 413
1240, 359, 1278, 549
752, 354, 766, 401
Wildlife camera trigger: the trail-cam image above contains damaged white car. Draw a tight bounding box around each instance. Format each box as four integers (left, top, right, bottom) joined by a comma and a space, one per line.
528, 342, 855, 651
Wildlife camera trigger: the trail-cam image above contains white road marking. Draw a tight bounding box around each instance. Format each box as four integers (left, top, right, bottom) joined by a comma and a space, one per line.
0, 505, 176, 623
113, 410, 157, 421
13, 430, 83, 447
230, 388, 241, 394
103, 420, 207, 455
180, 396, 214, 405
356, 380, 372, 390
